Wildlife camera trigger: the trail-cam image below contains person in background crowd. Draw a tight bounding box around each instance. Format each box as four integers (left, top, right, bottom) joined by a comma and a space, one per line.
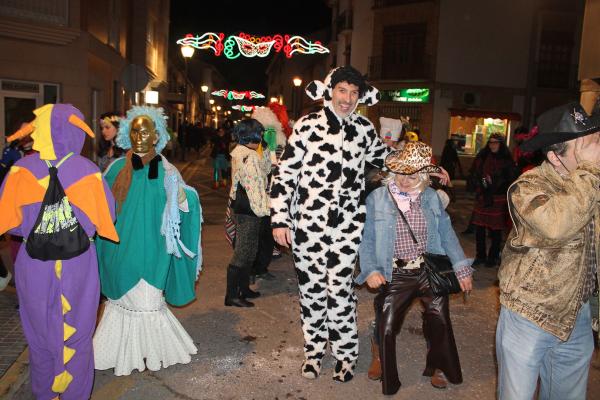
211, 126, 231, 189
0, 138, 22, 290
225, 119, 272, 307
440, 139, 463, 180
357, 141, 473, 395
512, 126, 544, 175
97, 112, 124, 171
364, 116, 404, 198
251, 105, 289, 269
496, 102, 600, 400
470, 133, 516, 267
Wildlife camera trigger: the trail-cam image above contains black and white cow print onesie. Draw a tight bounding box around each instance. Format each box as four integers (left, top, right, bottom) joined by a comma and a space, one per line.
270, 68, 390, 381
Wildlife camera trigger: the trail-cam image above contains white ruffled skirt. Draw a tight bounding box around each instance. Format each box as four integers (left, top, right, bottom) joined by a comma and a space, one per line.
93, 279, 198, 376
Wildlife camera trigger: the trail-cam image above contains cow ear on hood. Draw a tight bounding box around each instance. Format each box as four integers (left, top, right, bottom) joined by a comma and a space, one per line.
305, 80, 327, 101
360, 84, 380, 106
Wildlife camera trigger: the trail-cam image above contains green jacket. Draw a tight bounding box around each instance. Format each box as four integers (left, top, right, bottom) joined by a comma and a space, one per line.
498, 161, 600, 341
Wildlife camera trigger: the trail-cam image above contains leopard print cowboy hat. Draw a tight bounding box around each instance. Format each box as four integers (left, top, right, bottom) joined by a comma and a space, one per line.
385, 141, 441, 175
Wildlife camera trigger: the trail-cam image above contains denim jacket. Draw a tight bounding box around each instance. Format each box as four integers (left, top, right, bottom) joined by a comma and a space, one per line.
356, 185, 472, 285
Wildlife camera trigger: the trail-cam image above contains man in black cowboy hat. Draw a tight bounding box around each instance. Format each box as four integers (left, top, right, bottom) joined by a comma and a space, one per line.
496, 102, 600, 400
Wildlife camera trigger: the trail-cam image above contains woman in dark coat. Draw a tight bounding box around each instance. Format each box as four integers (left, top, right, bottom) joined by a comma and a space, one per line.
470, 133, 516, 267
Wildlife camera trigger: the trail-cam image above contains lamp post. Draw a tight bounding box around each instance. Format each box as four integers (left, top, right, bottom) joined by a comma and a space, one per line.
201, 84, 208, 126
181, 45, 194, 124
292, 77, 303, 119
180, 45, 194, 161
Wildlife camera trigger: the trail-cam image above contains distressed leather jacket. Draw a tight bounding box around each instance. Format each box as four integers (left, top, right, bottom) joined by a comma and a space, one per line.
498, 161, 600, 341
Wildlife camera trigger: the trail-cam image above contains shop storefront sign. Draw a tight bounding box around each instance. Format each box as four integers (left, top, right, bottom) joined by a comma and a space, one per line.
381, 88, 430, 103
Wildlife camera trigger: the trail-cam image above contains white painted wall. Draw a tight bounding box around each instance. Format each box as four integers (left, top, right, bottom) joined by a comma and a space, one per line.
436, 0, 535, 88
431, 89, 453, 156
350, 0, 373, 74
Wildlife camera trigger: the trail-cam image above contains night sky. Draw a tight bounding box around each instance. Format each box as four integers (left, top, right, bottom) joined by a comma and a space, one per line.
169, 0, 332, 93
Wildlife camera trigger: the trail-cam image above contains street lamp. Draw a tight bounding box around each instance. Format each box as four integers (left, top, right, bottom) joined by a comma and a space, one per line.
270, 96, 278, 103
292, 77, 303, 119
209, 99, 215, 105
201, 85, 208, 93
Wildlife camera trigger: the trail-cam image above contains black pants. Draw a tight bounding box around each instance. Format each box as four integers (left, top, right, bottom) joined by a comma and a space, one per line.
475, 225, 501, 260
374, 267, 463, 395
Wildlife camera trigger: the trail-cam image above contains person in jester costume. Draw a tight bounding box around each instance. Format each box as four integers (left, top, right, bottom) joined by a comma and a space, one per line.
0, 103, 119, 400
93, 106, 202, 376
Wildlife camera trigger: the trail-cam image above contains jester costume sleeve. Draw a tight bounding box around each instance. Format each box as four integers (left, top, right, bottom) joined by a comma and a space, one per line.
0, 104, 118, 400
93, 106, 202, 376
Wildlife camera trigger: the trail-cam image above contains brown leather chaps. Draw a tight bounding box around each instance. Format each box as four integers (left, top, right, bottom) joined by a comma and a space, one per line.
374, 267, 463, 395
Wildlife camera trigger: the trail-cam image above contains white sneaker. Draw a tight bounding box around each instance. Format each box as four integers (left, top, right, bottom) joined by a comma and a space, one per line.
0, 271, 12, 291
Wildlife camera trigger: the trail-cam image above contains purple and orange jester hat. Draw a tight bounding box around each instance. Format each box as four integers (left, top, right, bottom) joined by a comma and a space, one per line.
7, 104, 94, 160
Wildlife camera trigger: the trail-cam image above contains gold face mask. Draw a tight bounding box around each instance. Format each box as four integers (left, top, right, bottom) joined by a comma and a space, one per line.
129, 116, 158, 153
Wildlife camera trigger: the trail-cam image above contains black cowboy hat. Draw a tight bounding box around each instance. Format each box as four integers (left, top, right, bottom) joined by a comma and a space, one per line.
521, 102, 600, 152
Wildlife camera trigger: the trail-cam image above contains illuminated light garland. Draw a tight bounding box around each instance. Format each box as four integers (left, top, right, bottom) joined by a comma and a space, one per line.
176, 33, 224, 56
286, 35, 329, 57
211, 90, 266, 100
231, 105, 258, 112
177, 32, 329, 59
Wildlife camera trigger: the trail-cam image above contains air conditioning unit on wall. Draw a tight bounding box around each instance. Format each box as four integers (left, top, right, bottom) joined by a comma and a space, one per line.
462, 92, 481, 107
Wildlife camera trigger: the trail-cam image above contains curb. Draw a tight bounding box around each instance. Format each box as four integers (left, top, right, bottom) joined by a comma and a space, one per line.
0, 348, 29, 399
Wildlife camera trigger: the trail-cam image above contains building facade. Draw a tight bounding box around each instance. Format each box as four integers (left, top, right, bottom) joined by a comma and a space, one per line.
0, 0, 170, 158
329, 0, 585, 163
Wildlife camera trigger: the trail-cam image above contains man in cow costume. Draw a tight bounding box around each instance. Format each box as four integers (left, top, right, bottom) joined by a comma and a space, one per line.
271, 66, 389, 382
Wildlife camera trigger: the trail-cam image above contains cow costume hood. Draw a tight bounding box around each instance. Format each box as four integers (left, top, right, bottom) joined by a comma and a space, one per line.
305, 67, 380, 119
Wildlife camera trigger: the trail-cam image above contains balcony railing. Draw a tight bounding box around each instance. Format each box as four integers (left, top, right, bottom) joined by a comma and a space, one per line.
373, 0, 434, 9
368, 55, 432, 81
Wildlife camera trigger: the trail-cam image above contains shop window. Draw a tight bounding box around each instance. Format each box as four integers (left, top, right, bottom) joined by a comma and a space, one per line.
449, 116, 508, 156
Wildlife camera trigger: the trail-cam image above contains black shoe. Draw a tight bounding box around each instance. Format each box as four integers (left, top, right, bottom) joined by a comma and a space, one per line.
241, 289, 261, 299
473, 258, 487, 268
224, 297, 255, 307
257, 272, 276, 281
249, 274, 256, 285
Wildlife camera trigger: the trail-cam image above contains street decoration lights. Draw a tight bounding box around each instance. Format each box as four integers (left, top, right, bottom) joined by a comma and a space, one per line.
177, 32, 329, 60
211, 89, 266, 100
231, 105, 258, 112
